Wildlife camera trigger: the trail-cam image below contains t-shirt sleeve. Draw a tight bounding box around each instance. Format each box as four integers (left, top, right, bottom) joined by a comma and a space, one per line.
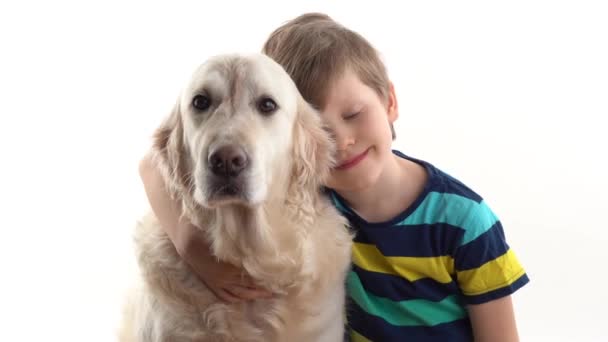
452, 201, 529, 305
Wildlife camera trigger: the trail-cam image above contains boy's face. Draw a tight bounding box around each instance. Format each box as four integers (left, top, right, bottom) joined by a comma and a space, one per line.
321, 69, 398, 193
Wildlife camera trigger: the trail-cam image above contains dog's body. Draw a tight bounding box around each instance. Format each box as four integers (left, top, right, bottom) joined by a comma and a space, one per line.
120, 53, 352, 342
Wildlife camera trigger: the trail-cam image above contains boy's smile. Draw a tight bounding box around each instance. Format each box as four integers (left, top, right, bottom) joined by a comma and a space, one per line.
335, 147, 370, 170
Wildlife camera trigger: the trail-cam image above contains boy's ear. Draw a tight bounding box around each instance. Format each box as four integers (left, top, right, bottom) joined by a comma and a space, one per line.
387, 82, 399, 123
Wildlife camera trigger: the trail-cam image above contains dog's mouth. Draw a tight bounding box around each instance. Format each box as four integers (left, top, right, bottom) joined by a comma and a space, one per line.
212, 182, 242, 197
205, 177, 250, 206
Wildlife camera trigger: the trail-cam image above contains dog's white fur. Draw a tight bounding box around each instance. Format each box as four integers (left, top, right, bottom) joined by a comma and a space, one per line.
120, 53, 352, 342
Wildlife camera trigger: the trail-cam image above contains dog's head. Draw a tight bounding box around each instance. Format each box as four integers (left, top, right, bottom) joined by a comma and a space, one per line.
153, 53, 333, 212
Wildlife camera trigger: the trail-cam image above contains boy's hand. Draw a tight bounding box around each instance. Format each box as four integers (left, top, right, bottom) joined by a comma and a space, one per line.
176, 223, 274, 303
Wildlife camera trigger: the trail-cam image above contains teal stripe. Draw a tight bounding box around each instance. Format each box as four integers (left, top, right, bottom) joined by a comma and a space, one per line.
398, 192, 499, 245
330, 192, 348, 213
347, 271, 468, 326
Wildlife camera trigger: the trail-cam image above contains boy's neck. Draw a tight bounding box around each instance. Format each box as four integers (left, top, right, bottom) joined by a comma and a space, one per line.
335, 154, 427, 223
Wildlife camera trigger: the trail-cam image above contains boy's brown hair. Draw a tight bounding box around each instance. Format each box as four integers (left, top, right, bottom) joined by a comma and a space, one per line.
262, 13, 396, 139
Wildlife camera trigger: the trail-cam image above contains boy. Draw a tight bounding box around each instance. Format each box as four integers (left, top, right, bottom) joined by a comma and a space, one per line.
139, 13, 528, 341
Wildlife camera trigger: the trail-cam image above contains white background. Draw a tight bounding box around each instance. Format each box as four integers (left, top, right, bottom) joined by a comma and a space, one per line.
1, 1, 607, 341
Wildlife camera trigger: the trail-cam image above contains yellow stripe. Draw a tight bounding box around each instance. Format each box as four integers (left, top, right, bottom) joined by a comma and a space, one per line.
352, 242, 454, 283
351, 329, 373, 342
457, 249, 525, 295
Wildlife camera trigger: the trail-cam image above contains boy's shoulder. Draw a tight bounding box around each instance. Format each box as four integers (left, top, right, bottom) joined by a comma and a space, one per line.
395, 151, 500, 233
394, 150, 484, 204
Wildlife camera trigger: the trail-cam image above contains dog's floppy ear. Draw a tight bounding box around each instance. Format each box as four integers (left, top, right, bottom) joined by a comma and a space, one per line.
152, 100, 191, 198
289, 96, 335, 200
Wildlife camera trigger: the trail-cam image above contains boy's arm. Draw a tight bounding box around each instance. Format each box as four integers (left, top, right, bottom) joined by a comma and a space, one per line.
468, 295, 519, 342
138, 152, 191, 256
451, 198, 528, 341
138, 153, 272, 302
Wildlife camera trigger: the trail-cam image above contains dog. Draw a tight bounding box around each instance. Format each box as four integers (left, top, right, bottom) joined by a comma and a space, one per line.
119, 53, 353, 342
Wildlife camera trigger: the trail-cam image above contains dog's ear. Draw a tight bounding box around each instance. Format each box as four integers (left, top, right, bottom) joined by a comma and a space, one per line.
152, 100, 191, 198
290, 96, 335, 197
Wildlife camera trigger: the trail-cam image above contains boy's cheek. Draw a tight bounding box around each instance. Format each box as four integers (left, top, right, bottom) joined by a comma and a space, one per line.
324, 171, 344, 190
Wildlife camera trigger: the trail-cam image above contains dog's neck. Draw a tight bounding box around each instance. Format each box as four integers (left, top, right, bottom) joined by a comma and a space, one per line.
206, 204, 259, 263
202, 201, 294, 257
190, 198, 310, 291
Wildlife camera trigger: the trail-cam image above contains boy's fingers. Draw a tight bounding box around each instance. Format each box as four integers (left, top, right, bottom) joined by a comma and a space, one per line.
247, 286, 274, 298
237, 273, 256, 286
217, 288, 242, 303
228, 285, 273, 300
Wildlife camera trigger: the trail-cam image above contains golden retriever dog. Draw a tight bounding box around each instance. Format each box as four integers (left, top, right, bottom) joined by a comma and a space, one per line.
120, 53, 353, 342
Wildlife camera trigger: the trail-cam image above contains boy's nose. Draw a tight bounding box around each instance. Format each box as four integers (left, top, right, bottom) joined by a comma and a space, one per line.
334, 133, 355, 151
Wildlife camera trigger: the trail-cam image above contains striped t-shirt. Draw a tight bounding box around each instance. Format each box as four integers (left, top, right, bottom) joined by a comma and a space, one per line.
329, 151, 529, 342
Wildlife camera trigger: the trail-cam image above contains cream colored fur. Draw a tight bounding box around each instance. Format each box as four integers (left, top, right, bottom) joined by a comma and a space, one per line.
119, 53, 352, 342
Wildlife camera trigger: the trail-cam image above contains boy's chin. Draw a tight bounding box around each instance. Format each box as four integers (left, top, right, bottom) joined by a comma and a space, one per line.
327, 172, 380, 193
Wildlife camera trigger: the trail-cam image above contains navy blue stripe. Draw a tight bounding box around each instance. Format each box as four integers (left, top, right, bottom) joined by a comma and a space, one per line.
454, 222, 509, 270
347, 300, 474, 342
352, 264, 460, 302
463, 273, 530, 305
354, 223, 464, 257
431, 171, 483, 203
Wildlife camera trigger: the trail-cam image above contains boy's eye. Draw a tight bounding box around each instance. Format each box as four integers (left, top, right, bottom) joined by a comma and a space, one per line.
343, 112, 360, 120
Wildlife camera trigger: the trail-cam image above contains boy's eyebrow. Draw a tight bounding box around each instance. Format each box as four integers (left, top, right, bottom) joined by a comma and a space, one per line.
342, 103, 365, 114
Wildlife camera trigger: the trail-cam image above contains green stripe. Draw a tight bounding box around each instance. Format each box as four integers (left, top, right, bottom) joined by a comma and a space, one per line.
398, 192, 499, 245
347, 271, 468, 326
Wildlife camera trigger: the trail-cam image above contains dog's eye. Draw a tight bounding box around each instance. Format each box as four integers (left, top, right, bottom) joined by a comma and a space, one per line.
192, 95, 211, 111
257, 97, 278, 115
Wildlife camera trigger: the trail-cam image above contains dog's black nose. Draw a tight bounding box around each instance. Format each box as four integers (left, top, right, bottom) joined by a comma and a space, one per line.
208, 145, 249, 177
